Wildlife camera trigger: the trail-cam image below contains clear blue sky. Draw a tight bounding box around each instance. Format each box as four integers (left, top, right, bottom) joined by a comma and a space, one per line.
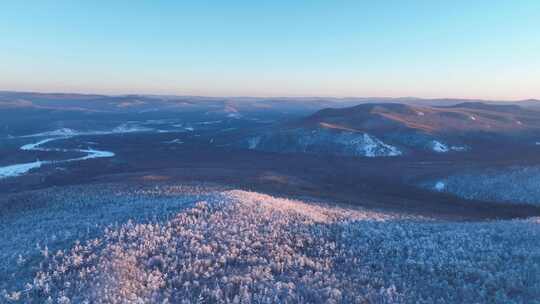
1, 1, 539, 99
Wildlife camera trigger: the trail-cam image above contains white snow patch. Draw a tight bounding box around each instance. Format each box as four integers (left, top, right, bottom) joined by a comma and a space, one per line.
361, 134, 401, 157
248, 136, 261, 149
163, 139, 184, 144
173, 124, 195, 132
196, 120, 222, 125
344, 133, 401, 157
21, 124, 155, 138
111, 124, 153, 134
21, 128, 78, 138
227, 113, 242, 118
141, 119, 176, 125
431, 140, 449, 153
434, 181, 446, 191
450, 146, 467, 152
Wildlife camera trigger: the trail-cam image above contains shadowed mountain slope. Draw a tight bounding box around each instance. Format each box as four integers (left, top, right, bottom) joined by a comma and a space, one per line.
245, 102, 540, 157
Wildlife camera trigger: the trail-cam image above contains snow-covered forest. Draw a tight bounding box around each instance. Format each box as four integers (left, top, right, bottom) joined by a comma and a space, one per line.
2, 184, 539, 303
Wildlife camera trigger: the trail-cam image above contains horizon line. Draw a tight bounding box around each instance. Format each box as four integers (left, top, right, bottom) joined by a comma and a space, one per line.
1, 88, 539, 103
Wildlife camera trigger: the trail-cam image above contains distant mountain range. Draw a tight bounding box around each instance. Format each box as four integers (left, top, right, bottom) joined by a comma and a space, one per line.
245, 102, 540, 157
3, 90, 540, 157
0, 91, 360, 115
300, 102, 540, 134
1, 90, 539, 114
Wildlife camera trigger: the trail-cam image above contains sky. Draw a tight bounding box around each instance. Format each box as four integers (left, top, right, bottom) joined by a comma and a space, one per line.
0, 1, 539, 100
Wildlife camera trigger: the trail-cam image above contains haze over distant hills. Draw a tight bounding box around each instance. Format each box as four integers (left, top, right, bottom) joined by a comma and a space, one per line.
3, 91, 540, 154
1, 90, 539, 114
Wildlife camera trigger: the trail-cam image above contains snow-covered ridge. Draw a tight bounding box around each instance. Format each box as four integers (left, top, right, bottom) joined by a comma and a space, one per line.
248, 129, 402, 157
8, 186, 539, 303
423, 166, 540, 206
249, 128, 471, 157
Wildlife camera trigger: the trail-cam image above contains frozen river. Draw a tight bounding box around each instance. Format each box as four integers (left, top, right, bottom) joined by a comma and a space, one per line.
0, 137, 114, 179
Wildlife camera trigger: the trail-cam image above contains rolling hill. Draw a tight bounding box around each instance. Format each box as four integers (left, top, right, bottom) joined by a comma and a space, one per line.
245, 102, 540, 157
